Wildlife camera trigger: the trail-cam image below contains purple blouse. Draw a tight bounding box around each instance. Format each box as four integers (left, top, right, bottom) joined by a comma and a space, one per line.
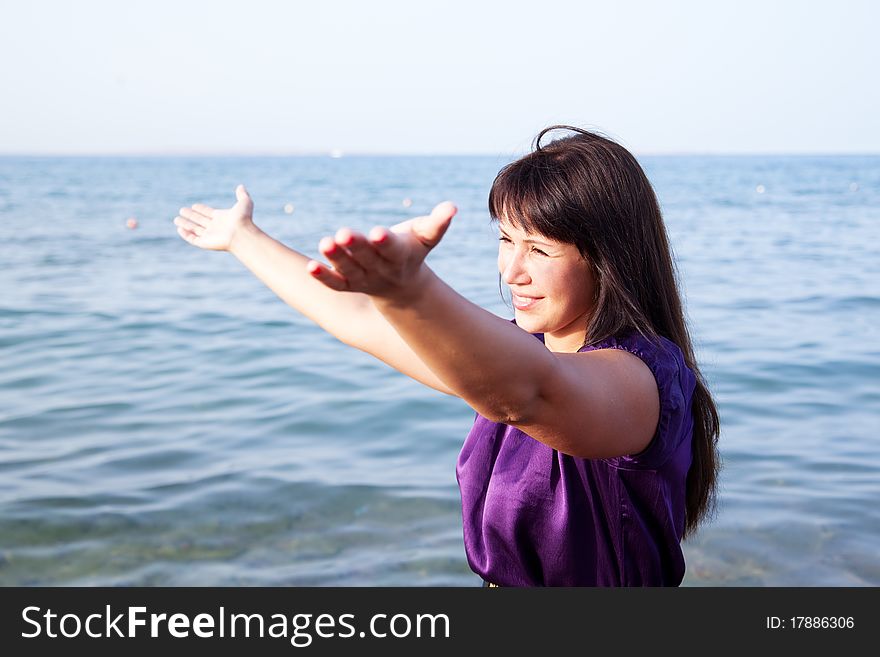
456, 328, 697, 586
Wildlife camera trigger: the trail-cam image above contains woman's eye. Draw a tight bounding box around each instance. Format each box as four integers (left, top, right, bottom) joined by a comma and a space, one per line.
498, 236, 548, 255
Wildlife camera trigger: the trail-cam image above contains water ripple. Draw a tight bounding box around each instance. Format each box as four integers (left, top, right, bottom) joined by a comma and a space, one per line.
1, 154, 878, 585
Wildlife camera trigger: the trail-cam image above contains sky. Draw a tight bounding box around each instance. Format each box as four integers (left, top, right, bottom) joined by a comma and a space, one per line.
1, 0, 877, 155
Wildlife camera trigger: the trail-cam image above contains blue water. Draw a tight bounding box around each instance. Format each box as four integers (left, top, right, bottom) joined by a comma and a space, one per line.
0, 154, 878, 586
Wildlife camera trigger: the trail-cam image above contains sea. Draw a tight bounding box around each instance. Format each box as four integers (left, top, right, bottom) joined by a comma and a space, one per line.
0, 153, 877, 586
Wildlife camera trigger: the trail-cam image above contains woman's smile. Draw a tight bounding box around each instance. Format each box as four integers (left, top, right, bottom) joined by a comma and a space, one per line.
511, 292, 543, 310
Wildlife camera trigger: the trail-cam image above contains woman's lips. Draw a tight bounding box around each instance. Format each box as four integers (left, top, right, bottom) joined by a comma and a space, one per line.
512, 294, 542, 311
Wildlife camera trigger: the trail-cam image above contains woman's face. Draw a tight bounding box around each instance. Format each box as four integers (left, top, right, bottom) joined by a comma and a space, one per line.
497, 220, 596, 353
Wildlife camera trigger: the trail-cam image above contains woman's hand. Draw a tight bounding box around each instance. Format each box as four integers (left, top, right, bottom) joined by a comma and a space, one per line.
309, 201, 457, 302
173, 185, 256, 252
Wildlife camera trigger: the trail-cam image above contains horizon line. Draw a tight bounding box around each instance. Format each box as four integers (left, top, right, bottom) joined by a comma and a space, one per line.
1, 150, 879, 158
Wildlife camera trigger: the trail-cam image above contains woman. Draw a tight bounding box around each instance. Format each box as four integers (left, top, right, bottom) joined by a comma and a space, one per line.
173, 126, 720, 586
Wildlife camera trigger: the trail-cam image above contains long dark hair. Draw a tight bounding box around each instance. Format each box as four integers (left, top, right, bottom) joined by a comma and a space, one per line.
488, 125, 720, 539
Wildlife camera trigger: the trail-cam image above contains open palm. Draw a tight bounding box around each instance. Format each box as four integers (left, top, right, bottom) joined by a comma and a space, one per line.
308, 201, 457, 298
173, 185, 254, 252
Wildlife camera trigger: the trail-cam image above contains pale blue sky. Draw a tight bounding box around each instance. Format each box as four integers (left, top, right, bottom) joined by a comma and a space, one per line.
1, 0, 877, 155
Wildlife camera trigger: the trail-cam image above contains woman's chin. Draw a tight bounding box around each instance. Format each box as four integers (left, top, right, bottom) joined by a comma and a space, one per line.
513, 311, 542, 334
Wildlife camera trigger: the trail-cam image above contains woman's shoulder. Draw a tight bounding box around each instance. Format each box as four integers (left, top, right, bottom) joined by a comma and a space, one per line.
580, 330, 688, 380
583, 330, 698, 470
511, 317, 693, 394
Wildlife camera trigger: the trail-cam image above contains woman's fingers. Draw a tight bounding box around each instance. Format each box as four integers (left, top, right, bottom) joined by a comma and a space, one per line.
318, 235, 364, 290
413, 202, 456, 248
191, 203, 215, 218
176, 225, 200, 246
180, 207, 210, 228
307, 260, 349, 291
234, 185, 253, 210
174, 215, 205, 237
314, 227, 401, 291
368, 226, 390, 244
368, 225, 410, 263
312, 209, 453, 294
340, 229, 393, 275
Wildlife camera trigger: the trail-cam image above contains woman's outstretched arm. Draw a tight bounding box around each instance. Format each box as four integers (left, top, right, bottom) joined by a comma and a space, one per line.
173, 185, 456, 396
310, 203, 659, 459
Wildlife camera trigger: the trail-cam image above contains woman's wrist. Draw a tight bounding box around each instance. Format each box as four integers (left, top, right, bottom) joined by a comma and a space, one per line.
229, 220, 263, 257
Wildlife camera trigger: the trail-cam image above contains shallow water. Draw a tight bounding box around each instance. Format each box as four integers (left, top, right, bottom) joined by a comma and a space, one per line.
1, 154, 878, 585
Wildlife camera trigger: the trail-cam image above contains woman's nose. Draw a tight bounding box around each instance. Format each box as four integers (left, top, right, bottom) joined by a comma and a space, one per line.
501, 251, 530, 285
